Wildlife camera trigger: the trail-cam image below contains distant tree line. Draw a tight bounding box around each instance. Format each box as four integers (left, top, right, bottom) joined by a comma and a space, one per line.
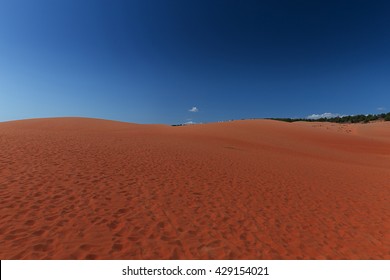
269, 112, 390, 123
171, 112, 390, 126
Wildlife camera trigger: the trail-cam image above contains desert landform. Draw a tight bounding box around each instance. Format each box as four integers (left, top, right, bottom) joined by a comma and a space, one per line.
0, 117, 389, 259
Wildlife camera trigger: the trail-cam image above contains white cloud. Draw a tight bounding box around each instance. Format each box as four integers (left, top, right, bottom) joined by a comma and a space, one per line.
189, 106, 199, 113
184, 121, 196, 125
377, 107, 386, 111
307, 112, 341, 120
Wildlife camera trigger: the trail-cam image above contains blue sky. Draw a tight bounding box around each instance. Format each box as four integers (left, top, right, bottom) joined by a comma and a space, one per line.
1, 0, 389, 124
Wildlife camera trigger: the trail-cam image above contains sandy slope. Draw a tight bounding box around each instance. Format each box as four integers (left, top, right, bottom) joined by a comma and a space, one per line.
0, 117, 389, 259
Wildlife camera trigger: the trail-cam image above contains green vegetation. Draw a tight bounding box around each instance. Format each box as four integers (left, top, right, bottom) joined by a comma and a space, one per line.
171, 112, 390, 126
270, 112, 390, 124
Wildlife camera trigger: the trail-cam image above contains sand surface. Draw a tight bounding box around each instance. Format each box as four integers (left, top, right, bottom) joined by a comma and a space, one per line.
0, 117, 389, 259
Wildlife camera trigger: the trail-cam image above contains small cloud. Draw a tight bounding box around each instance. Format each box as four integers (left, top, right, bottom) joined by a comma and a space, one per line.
377, 107, 386, 111
307, 112, 341, 120
184, 121, 196, 125
189, 106, 199, 113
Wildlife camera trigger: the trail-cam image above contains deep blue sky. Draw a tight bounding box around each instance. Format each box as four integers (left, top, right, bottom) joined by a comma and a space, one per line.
1, 0, 389, 124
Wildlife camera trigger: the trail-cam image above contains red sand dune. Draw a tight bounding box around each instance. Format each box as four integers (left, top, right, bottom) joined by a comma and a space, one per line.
0, 117, 389, 259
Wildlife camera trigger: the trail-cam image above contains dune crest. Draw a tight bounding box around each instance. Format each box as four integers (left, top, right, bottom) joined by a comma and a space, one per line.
0, 118, 389, 259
